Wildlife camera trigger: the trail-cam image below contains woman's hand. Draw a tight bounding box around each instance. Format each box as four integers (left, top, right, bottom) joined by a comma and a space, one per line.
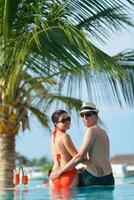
49, 169, 62, 180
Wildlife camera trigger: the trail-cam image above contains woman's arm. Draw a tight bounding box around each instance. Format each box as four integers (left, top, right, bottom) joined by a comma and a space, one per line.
50, 128, 96, 180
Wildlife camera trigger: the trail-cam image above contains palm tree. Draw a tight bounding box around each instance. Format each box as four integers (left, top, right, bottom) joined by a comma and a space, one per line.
0, 0, 134, 188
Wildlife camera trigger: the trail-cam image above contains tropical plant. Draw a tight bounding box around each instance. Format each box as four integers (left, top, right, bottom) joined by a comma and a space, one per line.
16, 152, 50, 167
16, 152, 31, 166
0, 0, 134, 188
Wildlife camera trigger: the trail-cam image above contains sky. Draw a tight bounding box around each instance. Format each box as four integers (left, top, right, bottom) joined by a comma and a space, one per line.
16, 14, 134, 161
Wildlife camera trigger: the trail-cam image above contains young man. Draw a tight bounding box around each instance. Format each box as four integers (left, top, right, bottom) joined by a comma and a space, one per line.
50, 102, 115, 186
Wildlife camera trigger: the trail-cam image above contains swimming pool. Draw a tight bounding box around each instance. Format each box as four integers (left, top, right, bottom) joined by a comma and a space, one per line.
0, 177, 134, 200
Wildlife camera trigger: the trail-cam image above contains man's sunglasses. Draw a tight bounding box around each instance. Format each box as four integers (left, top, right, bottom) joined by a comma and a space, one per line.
57, 116, 71, 123
80, 112, 94, 118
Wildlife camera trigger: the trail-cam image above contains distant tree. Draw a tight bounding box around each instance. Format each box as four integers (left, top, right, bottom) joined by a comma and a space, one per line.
15, 152, 50, 167
28, 157, 49, 167
34, 157, 50, 166
15, 152, 30, 166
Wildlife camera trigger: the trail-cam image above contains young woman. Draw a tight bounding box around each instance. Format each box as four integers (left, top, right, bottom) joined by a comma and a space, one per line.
49, 110, 79, 189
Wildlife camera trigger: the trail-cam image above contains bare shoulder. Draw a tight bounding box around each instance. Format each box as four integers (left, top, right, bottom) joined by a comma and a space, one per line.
86, 125, 98, 134
98, 126, 108, 136
86, 126, 97, 138
86, 125, 106, 137
61, 133, 71, 141
96, 126, 109, 140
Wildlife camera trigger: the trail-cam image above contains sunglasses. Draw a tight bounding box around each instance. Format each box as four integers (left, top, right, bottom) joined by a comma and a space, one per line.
80, 112, 94, 118
57, 116, 71, 123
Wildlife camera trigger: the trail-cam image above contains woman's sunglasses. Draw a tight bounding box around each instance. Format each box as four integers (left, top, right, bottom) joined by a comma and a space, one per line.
80, 112, 94, 118
57, 116, 71, 124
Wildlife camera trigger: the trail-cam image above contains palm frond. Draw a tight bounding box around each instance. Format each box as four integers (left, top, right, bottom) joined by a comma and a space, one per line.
114, 49, 134, 69
111, 49, 134, 107
44, 94, 83, 112
0, 0, 134, 122
65, 0, 134, 41
29, 106, 50, 130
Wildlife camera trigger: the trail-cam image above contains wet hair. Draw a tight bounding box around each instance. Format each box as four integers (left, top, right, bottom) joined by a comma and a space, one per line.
51, 110, 67, 126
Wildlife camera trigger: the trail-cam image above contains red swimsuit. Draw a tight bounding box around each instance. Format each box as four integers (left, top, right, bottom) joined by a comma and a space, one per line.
52, 129, 77, 188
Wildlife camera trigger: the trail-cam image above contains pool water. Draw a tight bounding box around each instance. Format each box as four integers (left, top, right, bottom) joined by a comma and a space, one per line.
0, 177, 134, 200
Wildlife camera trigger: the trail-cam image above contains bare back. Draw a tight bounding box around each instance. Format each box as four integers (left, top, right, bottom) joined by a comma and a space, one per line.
51, 132, 77, 171
86, 125, 112, 175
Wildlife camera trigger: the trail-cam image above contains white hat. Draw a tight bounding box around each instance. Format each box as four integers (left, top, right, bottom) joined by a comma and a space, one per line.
79, 102, 99, 114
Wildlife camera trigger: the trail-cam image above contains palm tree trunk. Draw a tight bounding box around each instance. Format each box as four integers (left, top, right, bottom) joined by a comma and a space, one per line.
0, 134, 15, 188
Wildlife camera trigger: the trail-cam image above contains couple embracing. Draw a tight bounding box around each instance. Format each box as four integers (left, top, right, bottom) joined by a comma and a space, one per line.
49, 102, 115, 189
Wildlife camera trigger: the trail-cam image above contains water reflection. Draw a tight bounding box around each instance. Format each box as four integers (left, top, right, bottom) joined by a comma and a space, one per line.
13, 188, 20, 200
49, 187, 72, 200
0, 187, 29, 200
0, 186, 114, 200
14, 187, 29, 200
49, 186, 114, 200
0, 190, 14, 200
75, 186, 114, 200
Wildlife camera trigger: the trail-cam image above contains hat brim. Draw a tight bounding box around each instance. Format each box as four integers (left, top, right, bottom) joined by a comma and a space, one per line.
79, 109, 99, 114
